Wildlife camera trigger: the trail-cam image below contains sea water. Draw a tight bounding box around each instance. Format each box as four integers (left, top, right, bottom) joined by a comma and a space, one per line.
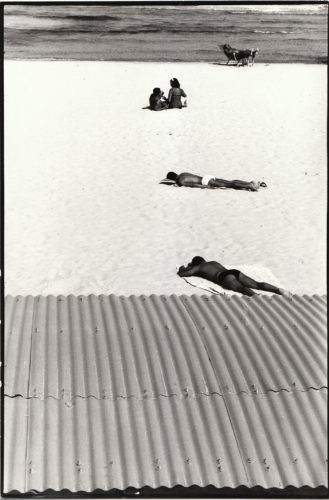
4, 4, 328, 63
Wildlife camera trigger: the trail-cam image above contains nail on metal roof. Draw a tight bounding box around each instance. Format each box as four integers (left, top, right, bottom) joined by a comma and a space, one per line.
4, 294, 328, 493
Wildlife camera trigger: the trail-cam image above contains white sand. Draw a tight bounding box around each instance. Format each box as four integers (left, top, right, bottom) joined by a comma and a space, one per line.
4, 61, 327, 296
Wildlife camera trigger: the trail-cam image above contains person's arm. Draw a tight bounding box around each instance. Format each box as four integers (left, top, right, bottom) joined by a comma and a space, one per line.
181, 89, 187, 98
167, 88, 173, 103
177, 265, 197, 277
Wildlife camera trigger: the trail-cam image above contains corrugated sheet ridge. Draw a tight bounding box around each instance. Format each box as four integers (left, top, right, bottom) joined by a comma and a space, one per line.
5, 391, 328, 492
5, 294, 327, 399
5, 293, 327, 301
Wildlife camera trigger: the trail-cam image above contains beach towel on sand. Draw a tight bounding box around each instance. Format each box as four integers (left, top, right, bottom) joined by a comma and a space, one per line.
177, 265, 284, 296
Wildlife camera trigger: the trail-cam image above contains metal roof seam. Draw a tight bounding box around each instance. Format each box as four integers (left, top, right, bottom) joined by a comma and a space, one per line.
3, 386, 328, 404
24, 295, 39, 492
5, 392, 327, 491
177, 295, 224, 393
178, 296, 252, 486
162, 295, 217, 395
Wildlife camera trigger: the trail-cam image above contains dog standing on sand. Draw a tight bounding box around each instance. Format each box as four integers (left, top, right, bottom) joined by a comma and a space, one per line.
248, 48, 259, 65
235, 48, 259, 66
221, 44, 239, 64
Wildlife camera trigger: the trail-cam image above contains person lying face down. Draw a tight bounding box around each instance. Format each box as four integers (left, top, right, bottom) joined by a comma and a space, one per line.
166, 172, 267, 191
178, 257, 292, 297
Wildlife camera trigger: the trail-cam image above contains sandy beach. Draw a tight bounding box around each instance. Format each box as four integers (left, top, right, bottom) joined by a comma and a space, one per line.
4, 61, 327, 296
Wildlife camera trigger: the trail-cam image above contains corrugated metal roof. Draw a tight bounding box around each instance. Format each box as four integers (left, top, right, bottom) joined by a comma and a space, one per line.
5, 294, 327, 399
4, 294, 327, 493
4, 391, 327, 492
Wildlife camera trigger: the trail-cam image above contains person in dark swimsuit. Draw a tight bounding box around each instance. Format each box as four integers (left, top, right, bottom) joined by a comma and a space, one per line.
149, 88, 168, 111
166, 171, 267, 191
167, 78, 187, 109
177, 256, 292, 297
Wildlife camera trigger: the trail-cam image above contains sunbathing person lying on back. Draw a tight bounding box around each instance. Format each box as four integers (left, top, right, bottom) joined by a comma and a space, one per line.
178, 257, 292, 297
166, 172, 267, 191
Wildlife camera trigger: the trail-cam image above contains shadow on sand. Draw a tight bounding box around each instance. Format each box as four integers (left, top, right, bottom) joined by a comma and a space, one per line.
212, 62, 246, 67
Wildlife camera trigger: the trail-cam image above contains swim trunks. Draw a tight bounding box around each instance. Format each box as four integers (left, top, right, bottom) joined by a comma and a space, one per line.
201, 175, 216, 186
217, 269, 241, 285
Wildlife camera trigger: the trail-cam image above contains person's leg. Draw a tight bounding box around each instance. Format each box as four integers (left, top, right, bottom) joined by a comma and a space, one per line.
211, 178, 259, 191
238, 272, 285, 295
231, 180, 260, 190
220, 274, 257, 296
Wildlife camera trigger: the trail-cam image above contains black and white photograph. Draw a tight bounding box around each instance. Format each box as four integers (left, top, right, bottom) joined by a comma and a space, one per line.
2, 1, 328, 496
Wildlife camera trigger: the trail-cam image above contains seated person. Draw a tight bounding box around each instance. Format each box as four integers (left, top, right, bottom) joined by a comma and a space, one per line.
165, 171, 267, 191
149, 88, 168, 111
178, 256, 292, 297
167, 78, 187, 109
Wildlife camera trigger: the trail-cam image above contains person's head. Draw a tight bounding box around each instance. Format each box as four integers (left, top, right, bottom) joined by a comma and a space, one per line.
190, 256, 205, 266
153, 87, 161, 96
166, 171, 178, 182
170, 78, 180, 88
